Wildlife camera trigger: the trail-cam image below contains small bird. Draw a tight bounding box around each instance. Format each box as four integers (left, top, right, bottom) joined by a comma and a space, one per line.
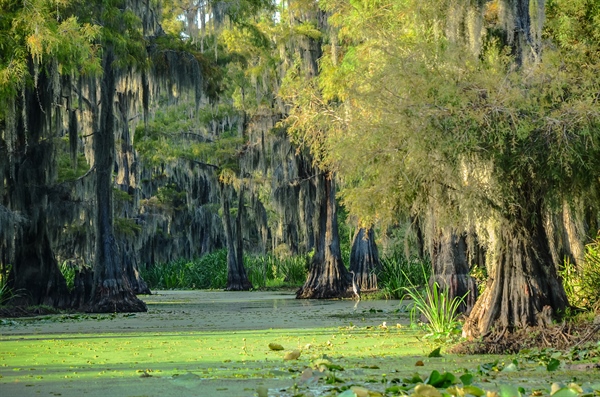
349, 270, 361, 301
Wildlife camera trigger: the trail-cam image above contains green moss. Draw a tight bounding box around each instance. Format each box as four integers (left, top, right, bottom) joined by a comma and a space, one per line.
114, 217, 142, 237
56, 152, 90, 183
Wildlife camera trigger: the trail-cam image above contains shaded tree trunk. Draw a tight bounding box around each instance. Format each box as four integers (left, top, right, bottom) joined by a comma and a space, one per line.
411, 216, 425, 259
116, 90, 150, 295
463, 201, 568, 338
86, 48, 147, 313
220, 183, 252, 291
297, 173, 350, 298
6, 64, 70, 308
431, 229, 478, 315
349, 227, 380, 292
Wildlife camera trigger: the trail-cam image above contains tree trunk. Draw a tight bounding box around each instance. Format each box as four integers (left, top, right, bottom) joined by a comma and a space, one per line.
86, 48, 147, 313
297, 173, 350, 298
463, 210, 568, 338
349, 227, 380, 292
6, 65, 70, 308
431, 229, 478, 315
220, 183, 252, 291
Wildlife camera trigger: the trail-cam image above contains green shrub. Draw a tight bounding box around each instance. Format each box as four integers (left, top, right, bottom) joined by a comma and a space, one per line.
245, 253, 307, 289
142, 250, 228, 290
141, 250, 307, 290
60, 261, 77, 292
560, 235, 600, 311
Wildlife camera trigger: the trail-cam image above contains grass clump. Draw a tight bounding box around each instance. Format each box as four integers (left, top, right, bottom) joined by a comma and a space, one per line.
142, 250, 308, 290
403, 268, 467, 338
142, 250, 228, 289
245, 253, 307, 289
376, 255, 430, 299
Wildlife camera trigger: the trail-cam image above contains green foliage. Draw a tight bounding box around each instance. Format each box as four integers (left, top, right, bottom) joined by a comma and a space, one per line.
59, 262, 76, 293
134, 101, 244, 175
560, 235, 600, 311
0, 264, 13, 306
114, 217, 142, 237
245, 253, 308, 289
56, 151, 90, 183
141, 250, 228, 290
470, 264, 488, 296
142, 250, 310, 290
377, 255, 430, 299
293, 22, 322, 40
403, 271, 467, 337
0, 0, 100, 117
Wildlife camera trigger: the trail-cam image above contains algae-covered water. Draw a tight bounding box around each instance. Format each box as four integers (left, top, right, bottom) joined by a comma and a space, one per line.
0, 291, 598, 397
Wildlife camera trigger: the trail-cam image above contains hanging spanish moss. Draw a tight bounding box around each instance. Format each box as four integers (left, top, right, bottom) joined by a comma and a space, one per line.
1, 59, 71, 307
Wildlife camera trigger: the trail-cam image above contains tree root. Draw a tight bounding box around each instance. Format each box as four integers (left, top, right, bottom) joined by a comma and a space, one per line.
452, 321, 600, 354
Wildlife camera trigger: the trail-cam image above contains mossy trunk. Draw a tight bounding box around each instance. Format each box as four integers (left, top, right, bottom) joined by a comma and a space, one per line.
297, 173, 350, 298
220, 183, 252, 291
463, 204, 568, 337
86, 48, 147, 313
349, 227, 380, 292
431, 229, 478, 314
6, 64, 70, 308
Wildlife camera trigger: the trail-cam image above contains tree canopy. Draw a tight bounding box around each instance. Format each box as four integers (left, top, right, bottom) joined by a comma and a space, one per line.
2, 0, 600, 335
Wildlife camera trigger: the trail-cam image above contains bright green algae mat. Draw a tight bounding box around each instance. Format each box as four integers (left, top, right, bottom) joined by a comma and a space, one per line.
1, 290, 599, 397
1, 326, 599, 397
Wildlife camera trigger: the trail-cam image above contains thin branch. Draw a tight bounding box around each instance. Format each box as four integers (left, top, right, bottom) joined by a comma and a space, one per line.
190, 159, 220, 170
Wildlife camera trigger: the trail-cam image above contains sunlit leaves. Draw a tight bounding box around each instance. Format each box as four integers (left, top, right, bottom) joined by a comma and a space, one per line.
0, 0, 101, 104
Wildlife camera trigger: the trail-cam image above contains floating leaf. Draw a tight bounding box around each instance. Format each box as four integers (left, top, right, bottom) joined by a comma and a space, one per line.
499, 384, 521, 397
268, 343, 284, 351
404, 374, 424, 384
351, 386, 372, 397
284, 350, 301, 360
460, 373, 474, 386
429, 347, 442, 357
313, 358, 343, 371
551, 388, 579, 397
414, 384, 443, 397
547, 358, 560, 371
463, 386, 485, 396
502, 363, 518, 372
567, 383, 583, 394
426, 370, 457, 388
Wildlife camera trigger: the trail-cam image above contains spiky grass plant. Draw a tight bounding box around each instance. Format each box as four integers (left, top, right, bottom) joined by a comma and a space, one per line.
403, 269, 468, 337
377, 255, 429, 299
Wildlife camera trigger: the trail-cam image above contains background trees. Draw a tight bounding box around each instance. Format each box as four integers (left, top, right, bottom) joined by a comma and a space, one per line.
0, 0, 99, 307
1, 0, 599, 336
309, 0, 600, 335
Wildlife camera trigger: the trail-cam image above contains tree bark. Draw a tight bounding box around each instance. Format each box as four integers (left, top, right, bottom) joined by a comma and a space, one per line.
220, 183, 253, 291
297, 173, 350, 298
6, 64, 70, 308
463, 205, 568, 338
431, 229, 478, 315
86, 47, 147, 313
349, 227, 380, 292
